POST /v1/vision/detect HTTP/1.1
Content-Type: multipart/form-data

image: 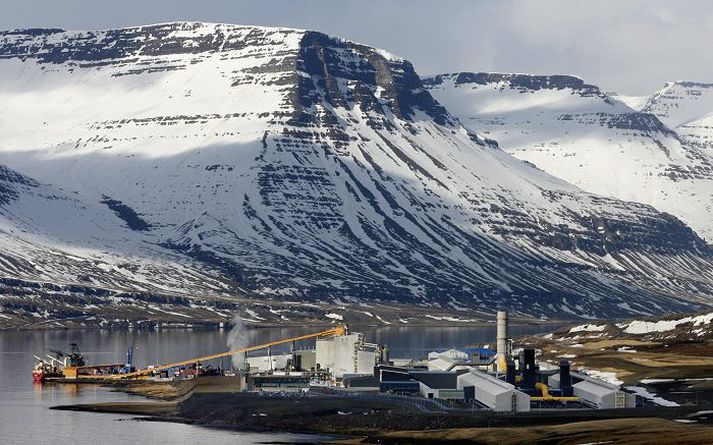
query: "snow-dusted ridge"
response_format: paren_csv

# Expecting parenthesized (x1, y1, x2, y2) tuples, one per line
(0, 23, 712, 325)
(425, 71, 713, 242)
(548, 309, 713, 344)
(639, 81, 713, 157)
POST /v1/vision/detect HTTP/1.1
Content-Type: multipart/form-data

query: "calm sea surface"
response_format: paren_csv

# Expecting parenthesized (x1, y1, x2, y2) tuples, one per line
(0, 324, 559, 444)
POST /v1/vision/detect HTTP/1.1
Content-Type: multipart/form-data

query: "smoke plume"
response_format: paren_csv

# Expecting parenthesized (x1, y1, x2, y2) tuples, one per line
(227, 316, 249, 369)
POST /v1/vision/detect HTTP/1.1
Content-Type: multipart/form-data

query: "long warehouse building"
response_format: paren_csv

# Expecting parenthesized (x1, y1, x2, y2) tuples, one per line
(457, 369, 530, 412)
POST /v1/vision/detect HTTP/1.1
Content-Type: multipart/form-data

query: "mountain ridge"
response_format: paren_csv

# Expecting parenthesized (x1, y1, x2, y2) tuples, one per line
(0, 23, 712, 325)
(425, 71, 713, 242)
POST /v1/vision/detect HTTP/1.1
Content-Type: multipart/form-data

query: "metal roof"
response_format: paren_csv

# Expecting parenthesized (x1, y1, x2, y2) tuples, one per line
(428, 356, 458, 371)
(574, 380, 618, 397)
(570, 372, 620, 389)
(458, 370, 514, 396)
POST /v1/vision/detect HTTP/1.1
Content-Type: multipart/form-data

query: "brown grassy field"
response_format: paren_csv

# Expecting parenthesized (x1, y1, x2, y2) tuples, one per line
(521, 335, 713, 384)
(340, 418, 713, 444)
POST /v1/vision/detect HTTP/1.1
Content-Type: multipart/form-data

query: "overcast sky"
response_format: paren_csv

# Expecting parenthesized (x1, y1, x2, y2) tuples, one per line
(2, 0, 711, 95)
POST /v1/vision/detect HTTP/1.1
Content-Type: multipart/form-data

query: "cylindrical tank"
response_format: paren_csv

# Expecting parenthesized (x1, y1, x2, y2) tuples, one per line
(496, 310, 509, 372)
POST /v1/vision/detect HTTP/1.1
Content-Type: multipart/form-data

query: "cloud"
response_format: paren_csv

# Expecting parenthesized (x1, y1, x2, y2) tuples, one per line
(0, 0, 710, 94)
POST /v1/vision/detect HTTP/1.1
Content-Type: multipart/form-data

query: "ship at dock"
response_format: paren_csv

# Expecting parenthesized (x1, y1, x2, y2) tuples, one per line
(32, 343, 135, 383)
(32, 343, 85, 382)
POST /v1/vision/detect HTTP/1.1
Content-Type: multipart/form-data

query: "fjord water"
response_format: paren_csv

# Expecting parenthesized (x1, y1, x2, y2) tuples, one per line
(0, 325, 558, 444)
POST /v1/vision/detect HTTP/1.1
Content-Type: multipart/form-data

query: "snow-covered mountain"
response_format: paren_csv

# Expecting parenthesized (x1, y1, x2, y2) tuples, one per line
(0, 161, 243, 327)
(0, 23, 712, 323)
(424, 72, 713, 242)
(641, 81, 713, 128)
(640, 81, 713, 155)
(0, 163, 220, 292)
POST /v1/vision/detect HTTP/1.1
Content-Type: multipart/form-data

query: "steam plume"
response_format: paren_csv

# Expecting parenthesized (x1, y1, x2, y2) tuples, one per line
(227, 316, 249, 369)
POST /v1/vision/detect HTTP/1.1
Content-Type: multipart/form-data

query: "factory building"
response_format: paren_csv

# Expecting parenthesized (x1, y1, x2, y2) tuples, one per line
(390, 358, 416, 368)
(215, 313, 641, 413)
(342, 373, 379, 390)
(410, 370, 458, 389)
(573, 380, 636, 409)
(244, 349, 318, 373)
(427, 349, 469, 361)
(427, 355, 461, 371)
(247, 373, 311, 392)
(375, 365, 421, 394)
(293, 349, 317, 371)
(457, 369, 531, 412)
(316, 333, 379, 378)
(418, 382, 465, 400)
(548, 370, 636, 409)
(364, 310, 632, 411)
(410, 370, 463, 399)
(242, 332, 383, 380)
(407, 371, 459, 399)
(315, 337, 335, 370)
(246, 353, 292, 372)
(427, 348, 496, 371)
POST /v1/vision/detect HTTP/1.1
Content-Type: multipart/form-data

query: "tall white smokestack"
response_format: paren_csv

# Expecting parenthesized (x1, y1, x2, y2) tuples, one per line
(496, 310, 508, 372)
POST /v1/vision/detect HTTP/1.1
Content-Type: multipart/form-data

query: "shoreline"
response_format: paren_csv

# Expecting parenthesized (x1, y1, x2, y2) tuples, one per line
(50, 390, 710, 443)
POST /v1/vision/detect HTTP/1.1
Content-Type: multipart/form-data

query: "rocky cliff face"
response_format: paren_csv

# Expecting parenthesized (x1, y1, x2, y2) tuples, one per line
(0, 23, 712, 324)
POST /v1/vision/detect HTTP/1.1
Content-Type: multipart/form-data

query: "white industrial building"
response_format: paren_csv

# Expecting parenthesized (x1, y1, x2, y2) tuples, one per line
(427, 349, 469, 361)
(316, 333, 378, 378)
(428, 356, 459, 371)
(573, 379, 636, 409)
(239, 333, 378, 378)
(245, 353, 292, 372)
(458, 369, 530, 412)
(549, 371, 636, 409)
(427, 349, 478, 372)
(294, 349, 317, 371)
(418, 382, 465, 400)
(457, 369, 530, 412)
(316, 337, 335, 370)
(547, 372, 564, 389)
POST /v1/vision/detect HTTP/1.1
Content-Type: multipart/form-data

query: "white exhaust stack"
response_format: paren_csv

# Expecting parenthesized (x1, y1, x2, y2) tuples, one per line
(496, 310, 509, 372)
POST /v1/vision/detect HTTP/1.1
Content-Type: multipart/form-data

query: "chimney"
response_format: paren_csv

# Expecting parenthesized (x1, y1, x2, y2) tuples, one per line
(560, 360, 573, 396)
(522, 348, 537, 389)
(496, 310, 509, 372)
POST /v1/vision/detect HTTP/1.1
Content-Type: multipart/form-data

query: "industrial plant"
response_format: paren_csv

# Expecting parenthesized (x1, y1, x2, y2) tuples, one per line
(34, 311, 643, 413)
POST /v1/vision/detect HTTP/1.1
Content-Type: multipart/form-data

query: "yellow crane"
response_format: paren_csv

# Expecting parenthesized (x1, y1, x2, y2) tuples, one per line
(85, 324, 348, 380)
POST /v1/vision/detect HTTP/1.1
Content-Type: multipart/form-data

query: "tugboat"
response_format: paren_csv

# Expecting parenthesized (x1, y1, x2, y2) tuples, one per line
(32, 343, 85, 382)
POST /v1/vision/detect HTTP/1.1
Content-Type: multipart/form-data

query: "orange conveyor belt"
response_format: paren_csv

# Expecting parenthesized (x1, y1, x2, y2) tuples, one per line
(100, 324, 347, 380)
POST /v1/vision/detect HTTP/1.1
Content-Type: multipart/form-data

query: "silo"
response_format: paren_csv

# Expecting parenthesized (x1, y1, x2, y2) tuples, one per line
(496, 310, 509, 372)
